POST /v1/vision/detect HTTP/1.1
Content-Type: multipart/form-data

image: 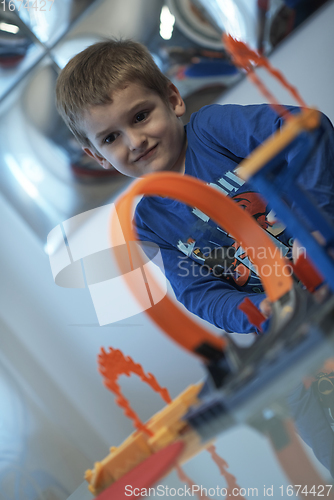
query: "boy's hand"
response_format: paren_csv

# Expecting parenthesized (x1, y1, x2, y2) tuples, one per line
(259, 297, 272, 318)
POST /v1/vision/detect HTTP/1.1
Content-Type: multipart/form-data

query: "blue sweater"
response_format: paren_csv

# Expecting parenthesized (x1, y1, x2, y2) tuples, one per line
(135, 104, 334, 334)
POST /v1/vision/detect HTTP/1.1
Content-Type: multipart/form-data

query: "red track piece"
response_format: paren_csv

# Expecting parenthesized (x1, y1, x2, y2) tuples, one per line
(291, 253, 324, 292)
(95, 441, 184, 499)
(238, 297, 266, 332)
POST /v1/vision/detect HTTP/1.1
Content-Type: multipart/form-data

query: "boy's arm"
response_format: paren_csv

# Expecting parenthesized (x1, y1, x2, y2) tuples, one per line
(286, 381, 334, 477)
(162, 245, 269, 334)
(137, 229, 269, 334)
(285, 111, 334, 225)
(198, 104, 334, 225)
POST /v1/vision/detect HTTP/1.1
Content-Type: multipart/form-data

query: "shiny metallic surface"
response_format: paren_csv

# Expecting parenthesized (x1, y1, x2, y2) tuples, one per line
(0, 0, 165, 243)
(0, 57, 131, 241)
(9, 0, 102, 47)
(0, 0, 328, 243)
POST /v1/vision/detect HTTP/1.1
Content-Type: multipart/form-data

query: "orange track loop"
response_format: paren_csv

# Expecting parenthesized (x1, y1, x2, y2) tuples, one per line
(111, 172, 293, 358)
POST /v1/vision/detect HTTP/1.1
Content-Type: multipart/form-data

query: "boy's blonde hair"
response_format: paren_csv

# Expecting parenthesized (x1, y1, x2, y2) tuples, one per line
(55, 39, 170, 150)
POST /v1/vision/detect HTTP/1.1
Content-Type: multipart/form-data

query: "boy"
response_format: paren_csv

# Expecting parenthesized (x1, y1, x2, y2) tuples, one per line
(56, 39, 334, 335)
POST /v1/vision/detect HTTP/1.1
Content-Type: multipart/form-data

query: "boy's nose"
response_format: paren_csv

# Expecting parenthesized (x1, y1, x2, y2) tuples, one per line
(126, 130, 146, 151)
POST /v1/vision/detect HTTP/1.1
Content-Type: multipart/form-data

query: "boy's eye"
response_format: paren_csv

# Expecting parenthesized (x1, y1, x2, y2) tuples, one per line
(135, 111, 148, 123)
(104, 132, 118, 144)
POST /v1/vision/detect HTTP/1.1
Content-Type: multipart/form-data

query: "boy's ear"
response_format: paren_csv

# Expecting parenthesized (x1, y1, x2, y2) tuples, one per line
(82, 147, 113, 170)
(167, 82, 186, 118)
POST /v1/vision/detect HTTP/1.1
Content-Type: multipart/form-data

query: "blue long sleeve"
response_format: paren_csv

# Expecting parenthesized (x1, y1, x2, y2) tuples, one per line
(134, 103, 334, 335)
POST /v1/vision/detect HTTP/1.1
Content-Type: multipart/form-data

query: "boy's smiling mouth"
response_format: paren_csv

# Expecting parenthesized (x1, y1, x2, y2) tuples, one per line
(134, 144, 158, 162)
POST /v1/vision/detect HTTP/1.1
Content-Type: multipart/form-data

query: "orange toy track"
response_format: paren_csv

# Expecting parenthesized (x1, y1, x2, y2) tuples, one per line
(100, 34, 334, 500)
(206, 445, 246, 500)
(111, 172, 293, 360)
(92, 346, 244, 498)
(223, 34, 307, 118)
(98, 347, 171, 435)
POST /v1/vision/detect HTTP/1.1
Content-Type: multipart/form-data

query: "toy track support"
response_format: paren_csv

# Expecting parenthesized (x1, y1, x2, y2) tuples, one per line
(238, 108, 320, 182)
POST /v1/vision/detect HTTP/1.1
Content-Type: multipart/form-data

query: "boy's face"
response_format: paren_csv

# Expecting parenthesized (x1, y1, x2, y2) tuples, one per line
(82, 81, 187, 178)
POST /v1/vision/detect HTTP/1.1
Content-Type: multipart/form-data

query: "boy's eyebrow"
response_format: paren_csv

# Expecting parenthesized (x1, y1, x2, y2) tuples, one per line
(95, 100, 151, 141)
